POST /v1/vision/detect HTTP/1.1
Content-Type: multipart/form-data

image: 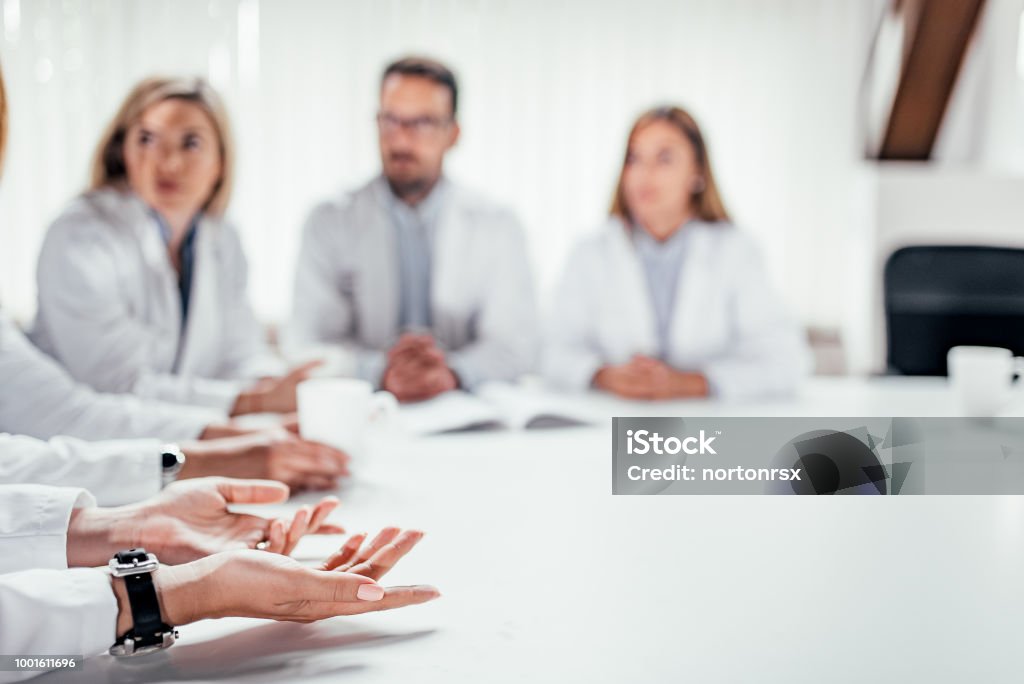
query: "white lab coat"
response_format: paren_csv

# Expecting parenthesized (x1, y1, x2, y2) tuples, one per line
(0, 485, 117, 682)
(0, 569, 116, 682)
(286, 177, 538, 389)
(0, 484, 94, 573)
(0, 434, 161, 506)
(543, 218, 810, 399)
(0, 312, 218, 441)
(31, 187, 283, 413)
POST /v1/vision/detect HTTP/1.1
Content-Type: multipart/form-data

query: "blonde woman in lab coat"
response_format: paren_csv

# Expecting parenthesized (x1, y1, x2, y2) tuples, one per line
(0, 65, 435, 675)
(544, 106, 809, 400)
(31, 77, 313, 416)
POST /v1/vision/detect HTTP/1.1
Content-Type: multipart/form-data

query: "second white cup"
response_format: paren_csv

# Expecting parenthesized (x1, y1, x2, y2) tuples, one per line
(297, 377, 398, 456)
(947, 346, 1024, 417)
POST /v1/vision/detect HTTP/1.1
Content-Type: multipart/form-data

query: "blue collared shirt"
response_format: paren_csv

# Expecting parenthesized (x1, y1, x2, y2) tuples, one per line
(632, 223, 693, 360)
(152, 211, 199, 325)
(383, 177, 449, 331)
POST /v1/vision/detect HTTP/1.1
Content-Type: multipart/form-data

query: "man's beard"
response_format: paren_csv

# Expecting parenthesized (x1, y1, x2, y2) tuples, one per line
(386, 174, 432, 201)
(385, 158, 439, 202)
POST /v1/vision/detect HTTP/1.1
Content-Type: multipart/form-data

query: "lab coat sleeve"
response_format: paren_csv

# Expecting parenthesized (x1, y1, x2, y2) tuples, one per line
(0, 568, 117, 682)
(213, 224, 285, 382)
(34, 217, 242, 412)
(446, 212, 539, 389)
(541, 242, 606, 392)
(700, 234, 811, 400)
(0, 484, 94, 573)
(0, 315, 219, 442)
(0, 434, 161, 507)
(286, 202, 388, 383)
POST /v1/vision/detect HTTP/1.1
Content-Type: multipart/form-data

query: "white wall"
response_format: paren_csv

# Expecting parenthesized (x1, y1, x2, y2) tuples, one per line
(0, 0, 877, 328)
(934, 0, 1024, 169)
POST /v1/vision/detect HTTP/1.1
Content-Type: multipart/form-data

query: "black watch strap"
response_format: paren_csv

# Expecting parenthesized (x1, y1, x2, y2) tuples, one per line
(110, 549, 176, 655)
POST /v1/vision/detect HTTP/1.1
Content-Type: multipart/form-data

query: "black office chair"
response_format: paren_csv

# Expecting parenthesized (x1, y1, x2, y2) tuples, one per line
(884, 245, 1024, 376)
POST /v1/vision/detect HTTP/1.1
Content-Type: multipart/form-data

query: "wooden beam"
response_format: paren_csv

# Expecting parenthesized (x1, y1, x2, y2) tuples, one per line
(873, 0, 986, 160)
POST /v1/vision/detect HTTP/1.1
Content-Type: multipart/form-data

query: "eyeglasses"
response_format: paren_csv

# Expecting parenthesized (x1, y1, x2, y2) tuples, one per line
(376, 112, 453, 138)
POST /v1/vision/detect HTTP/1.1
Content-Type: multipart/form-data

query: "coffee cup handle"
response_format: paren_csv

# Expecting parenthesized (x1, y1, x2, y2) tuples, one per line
(369, 391, 399, 423)
(1014, 357, 1024, 383)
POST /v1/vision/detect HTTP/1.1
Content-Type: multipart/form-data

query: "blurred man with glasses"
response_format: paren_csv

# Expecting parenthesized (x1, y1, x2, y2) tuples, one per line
(288, 57, 538, 402)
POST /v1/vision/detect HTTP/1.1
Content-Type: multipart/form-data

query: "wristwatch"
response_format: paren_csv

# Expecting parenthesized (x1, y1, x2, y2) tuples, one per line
(161, 444, 186, 487)
(108, 549, 178, 656)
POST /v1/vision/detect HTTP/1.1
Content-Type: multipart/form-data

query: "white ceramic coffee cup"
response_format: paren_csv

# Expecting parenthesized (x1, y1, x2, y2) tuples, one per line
(297, 378, 398, 455)
(947, 346, 1024, 417)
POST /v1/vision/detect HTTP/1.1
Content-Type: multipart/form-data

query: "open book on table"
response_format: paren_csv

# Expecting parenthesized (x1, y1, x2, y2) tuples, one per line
(397, 383, 599, 435)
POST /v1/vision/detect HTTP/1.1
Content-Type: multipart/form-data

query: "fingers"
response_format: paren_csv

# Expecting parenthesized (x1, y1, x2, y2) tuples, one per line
(297, 441, 350, 476)
(270, 440, 349, 486)
(320, 532, 367, 570)
(315, 443, 351, 472)
(423, 367, 457, 394)
(299, 576, 440, 617)
(418, 346, 446, 365)
(277, 498, 343, 555)
(353, 527, 401, 564)
(307, 497, 341, 533)
(390, 334, 434, 359)
(296, 475, 340, 491)
(388, 374, 449, 403)
(214, 478, 290, 505)
(282, 505, 312, 555)
(280, 413, 301, 435)
(329, 585, 441, 616)
(262, 518, 287, 553)
(286, 360, 324, 382)
(298, 566, 384, 604)
(345, 530, 424, 580)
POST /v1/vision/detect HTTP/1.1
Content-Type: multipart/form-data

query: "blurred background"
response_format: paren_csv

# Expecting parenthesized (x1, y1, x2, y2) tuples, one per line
(1, 0, 1021, 376)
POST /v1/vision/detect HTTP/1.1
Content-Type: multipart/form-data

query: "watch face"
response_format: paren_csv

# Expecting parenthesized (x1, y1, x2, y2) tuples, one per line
(162, 451, 179, 469)
(162, 448, 184, 470)
(118, 549, 149, 564)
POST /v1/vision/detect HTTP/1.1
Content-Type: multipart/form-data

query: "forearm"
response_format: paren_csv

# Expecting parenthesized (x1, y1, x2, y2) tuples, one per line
(112, 561, 205, 637)
(66, 506, 142, 568)
(175, 437, 260, 481)
(230, 386, 265, 416)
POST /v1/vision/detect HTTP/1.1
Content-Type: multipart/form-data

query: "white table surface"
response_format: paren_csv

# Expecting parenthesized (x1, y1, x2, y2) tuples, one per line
(60, 377, 1024, 683)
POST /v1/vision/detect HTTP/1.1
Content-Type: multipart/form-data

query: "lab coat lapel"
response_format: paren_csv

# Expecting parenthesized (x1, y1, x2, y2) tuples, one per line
(668, 224, 711, 363)
(361, 180, 400, 346)
(430, 186, 463, 349)
(94, 190, 182, 344)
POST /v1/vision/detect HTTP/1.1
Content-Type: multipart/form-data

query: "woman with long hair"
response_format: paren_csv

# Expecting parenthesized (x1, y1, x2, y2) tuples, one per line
(544, 105, 808, 400)
(31, 77, 314, 416)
